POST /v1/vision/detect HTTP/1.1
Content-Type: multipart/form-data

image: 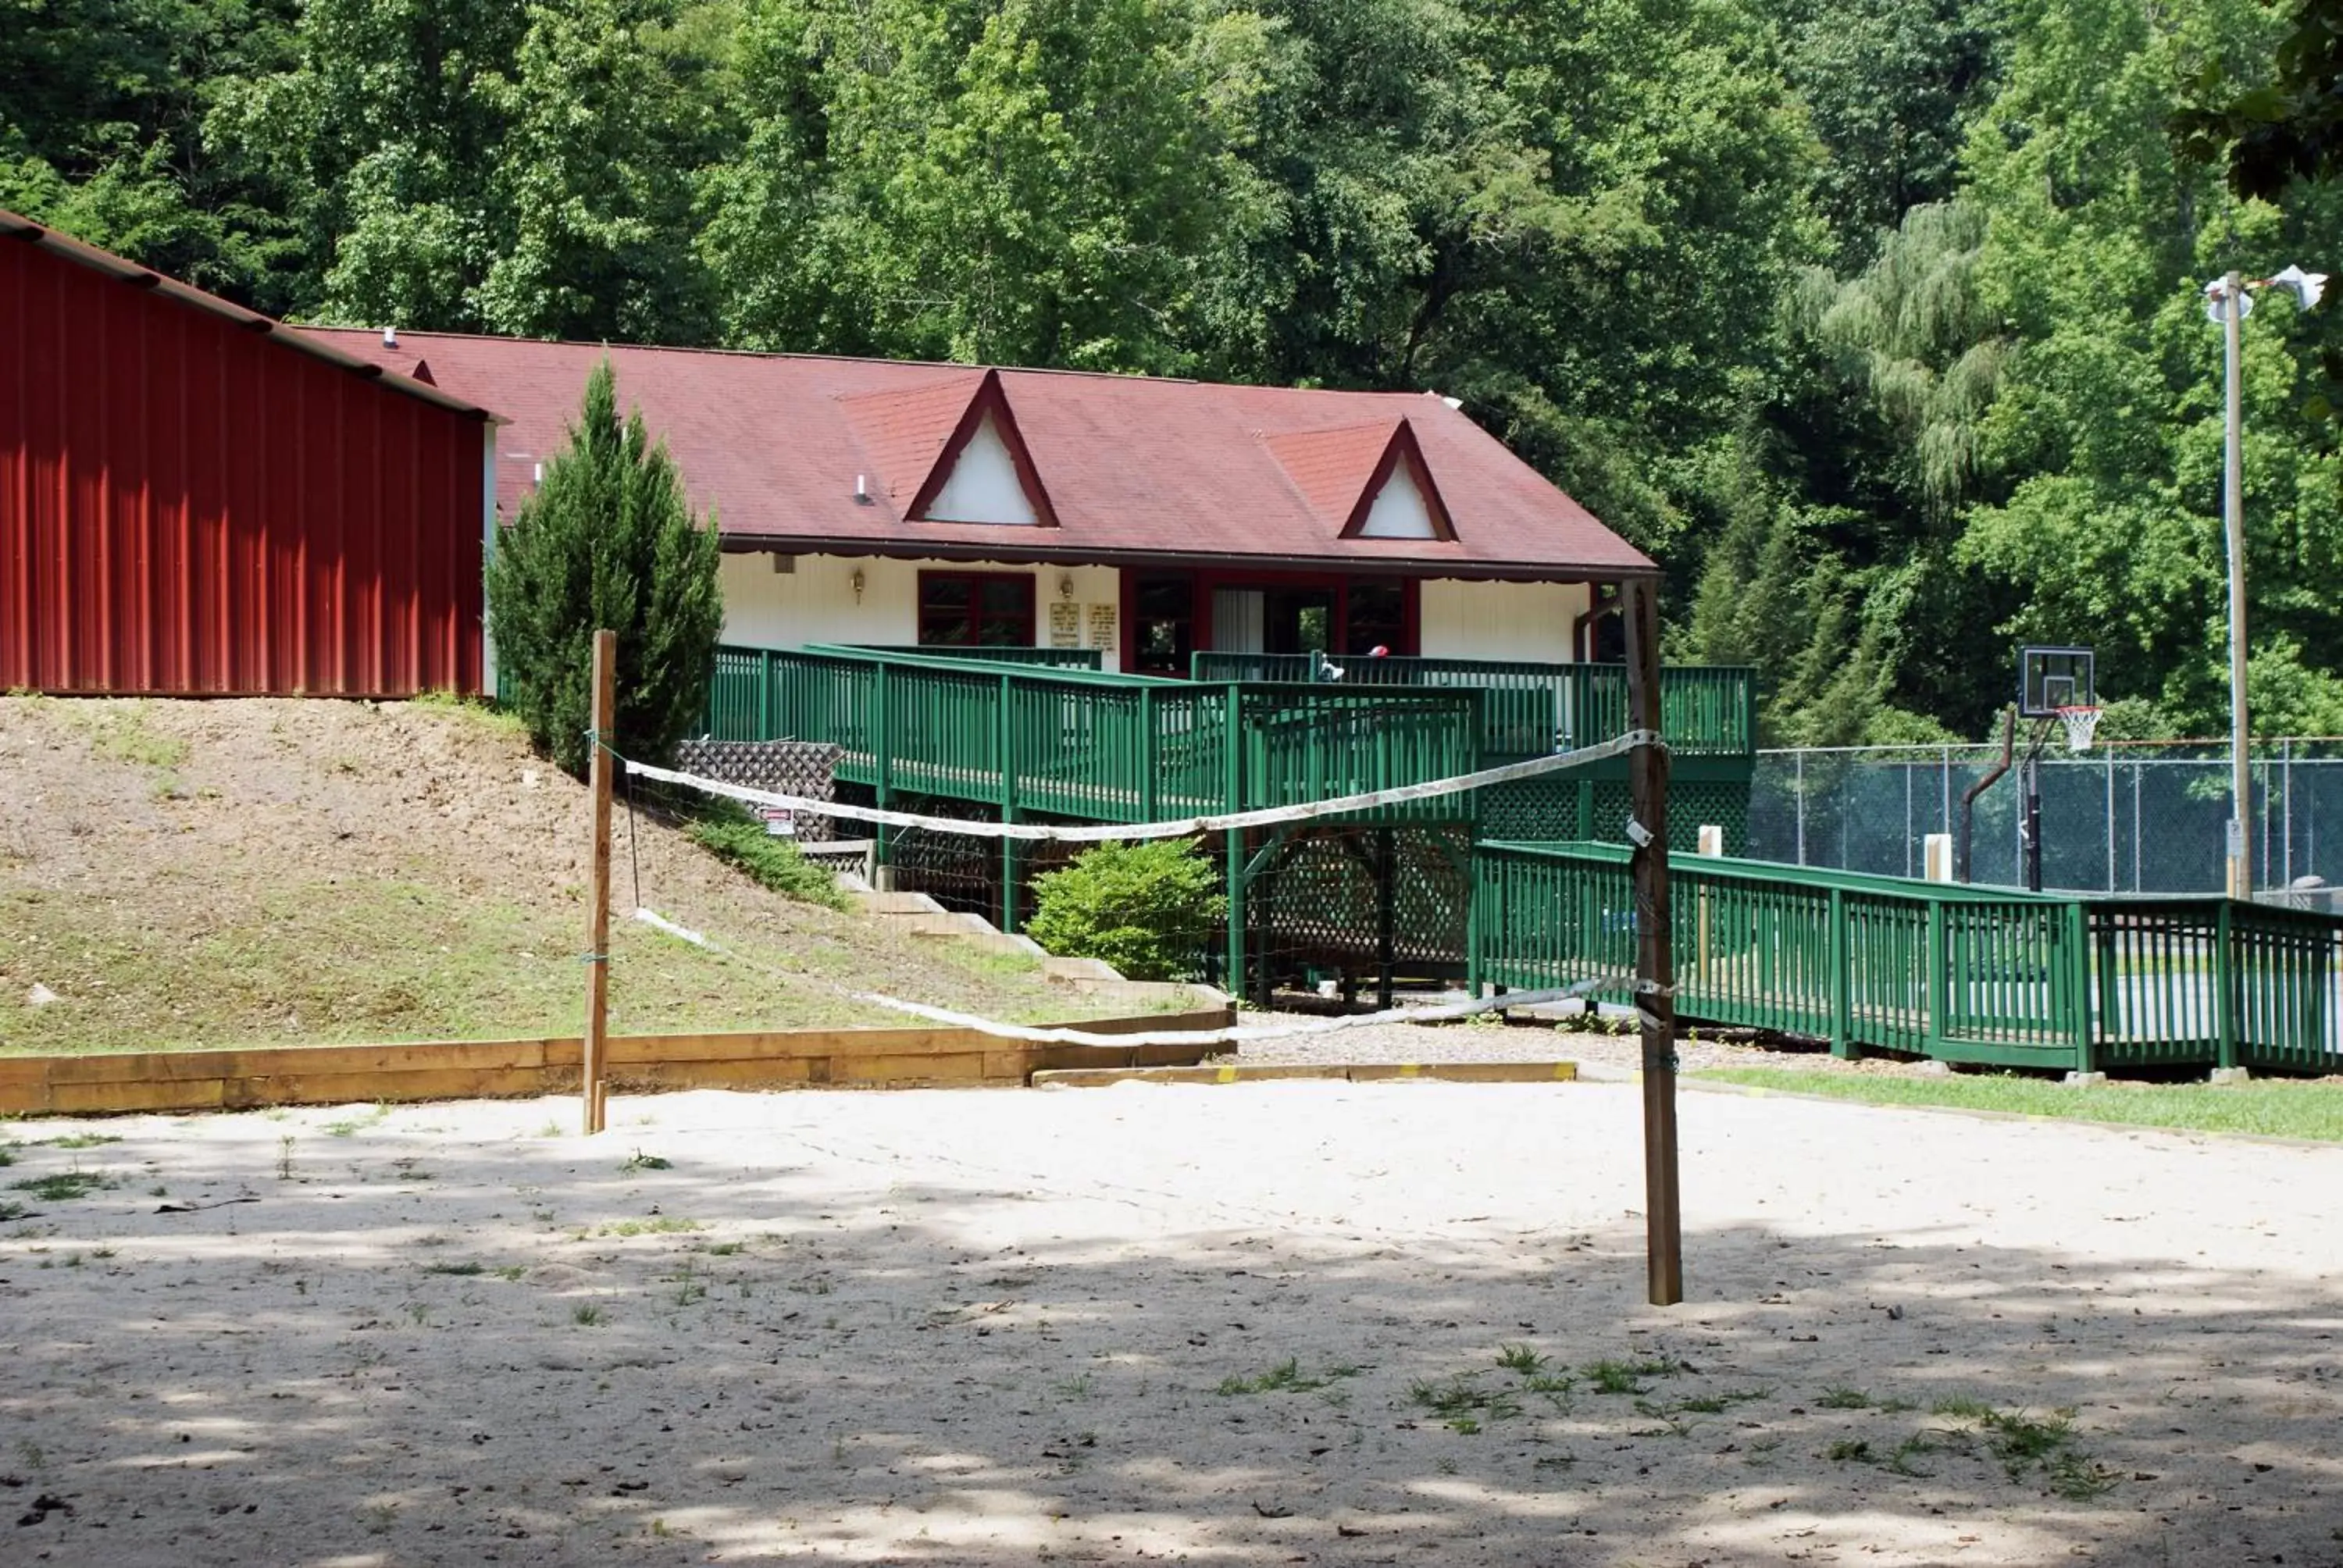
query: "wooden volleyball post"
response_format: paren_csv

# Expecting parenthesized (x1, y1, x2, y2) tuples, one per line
(1621, 577, 1683, 1306)
(583, 629, 616, 1134)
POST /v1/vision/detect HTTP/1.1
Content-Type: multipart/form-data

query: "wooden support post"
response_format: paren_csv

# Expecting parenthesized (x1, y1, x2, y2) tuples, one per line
(583, 629, 616, 1135)
(1621, 577, 1681, 1307)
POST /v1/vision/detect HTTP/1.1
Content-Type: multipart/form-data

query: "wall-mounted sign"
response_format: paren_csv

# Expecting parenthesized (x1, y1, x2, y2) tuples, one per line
(1086, 602, 1118, 650)
(1050, 600, 1082, 648)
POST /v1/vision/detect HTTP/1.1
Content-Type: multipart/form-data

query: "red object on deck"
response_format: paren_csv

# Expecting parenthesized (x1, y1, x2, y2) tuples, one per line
(0, 212, 494, 697)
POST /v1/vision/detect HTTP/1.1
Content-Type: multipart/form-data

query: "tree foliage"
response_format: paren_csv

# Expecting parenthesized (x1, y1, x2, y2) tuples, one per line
(485, 359, 724, 777)
(12, 0, 2343, 744)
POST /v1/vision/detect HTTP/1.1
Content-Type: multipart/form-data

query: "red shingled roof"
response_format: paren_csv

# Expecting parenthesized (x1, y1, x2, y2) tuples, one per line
(298, 330, 1653, 580)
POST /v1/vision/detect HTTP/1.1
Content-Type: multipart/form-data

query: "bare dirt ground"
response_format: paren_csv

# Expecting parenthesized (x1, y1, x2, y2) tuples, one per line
(0, 696, 1129, 1053)
(3, 1080, 2338, 1566)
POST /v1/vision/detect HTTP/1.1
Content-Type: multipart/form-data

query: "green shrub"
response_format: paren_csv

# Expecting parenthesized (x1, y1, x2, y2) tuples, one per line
(686, 804, 847, 909)
(1025, 839, 1224, 981)
(485, 358, 722, 779)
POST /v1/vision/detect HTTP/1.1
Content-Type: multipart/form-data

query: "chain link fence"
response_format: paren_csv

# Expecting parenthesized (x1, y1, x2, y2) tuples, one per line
(1749, 738, 2343, 906)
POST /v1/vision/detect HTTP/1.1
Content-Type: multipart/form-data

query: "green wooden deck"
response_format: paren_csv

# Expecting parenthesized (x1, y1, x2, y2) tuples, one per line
(1470, 841, 2343, 1074)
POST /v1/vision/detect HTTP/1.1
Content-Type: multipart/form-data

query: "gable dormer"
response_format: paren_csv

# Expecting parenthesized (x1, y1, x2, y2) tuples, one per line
(906, 369, 1057, 527)
(1265, 417, 1456, 541)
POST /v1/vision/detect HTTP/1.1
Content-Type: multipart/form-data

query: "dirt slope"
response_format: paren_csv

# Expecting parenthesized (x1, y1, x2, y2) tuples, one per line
(0, 695, 1082, 1053)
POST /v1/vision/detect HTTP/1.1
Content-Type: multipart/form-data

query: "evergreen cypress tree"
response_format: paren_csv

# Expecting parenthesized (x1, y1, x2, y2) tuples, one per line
(486, 358, 722, 777)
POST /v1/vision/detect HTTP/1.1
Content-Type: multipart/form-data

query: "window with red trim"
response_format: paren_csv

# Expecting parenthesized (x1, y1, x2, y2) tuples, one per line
(918, 571, 1035, 647)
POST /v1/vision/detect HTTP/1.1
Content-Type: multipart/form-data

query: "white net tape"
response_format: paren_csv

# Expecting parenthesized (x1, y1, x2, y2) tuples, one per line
(2056, 706, 2101, 753)
(624, 727, 1661, 843)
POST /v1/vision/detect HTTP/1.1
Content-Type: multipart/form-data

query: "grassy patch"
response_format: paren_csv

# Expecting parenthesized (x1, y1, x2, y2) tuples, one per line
(1582, 1356, 1689, 1396)
(597, 1216, 702, 1238)
(11, 1171, 117, 1201)
(685, 805, 847, 909)
(1700, 1068, 2343, 1142)
(1217, 1358, 1358, 1395)
(82, 704, 190, 771)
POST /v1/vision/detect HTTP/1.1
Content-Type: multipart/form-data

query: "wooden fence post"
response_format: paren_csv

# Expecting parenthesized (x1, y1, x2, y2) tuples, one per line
(583, 629, 615, 1135)
(1622, 576, 1682, 1308)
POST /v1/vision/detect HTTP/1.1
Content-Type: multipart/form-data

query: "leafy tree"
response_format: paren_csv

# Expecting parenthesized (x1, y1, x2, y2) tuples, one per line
(485, 359, 724, 778)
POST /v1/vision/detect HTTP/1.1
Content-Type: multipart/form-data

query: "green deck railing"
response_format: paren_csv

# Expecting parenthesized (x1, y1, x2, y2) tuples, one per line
(1470, 841, 2343, 1074)
(1189, 652, 1757, 757)
(706, 644, 1482, 825)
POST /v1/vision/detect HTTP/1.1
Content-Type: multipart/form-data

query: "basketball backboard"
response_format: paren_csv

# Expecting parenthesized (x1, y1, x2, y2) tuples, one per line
(2019, 645, 2095, 718)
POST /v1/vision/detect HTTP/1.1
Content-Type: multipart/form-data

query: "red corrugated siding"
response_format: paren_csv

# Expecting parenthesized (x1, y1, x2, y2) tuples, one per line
(0, 237, 484, 695)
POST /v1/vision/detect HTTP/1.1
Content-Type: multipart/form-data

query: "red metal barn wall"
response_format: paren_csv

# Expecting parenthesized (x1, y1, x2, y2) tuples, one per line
(0, 241, 486, 696)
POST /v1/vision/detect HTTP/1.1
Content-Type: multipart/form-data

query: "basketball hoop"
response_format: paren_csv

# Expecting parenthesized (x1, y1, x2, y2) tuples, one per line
(2054, 705, 2101, 753)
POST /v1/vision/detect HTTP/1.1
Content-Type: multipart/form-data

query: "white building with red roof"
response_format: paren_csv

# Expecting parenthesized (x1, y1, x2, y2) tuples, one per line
(302, 330, 1653, 674)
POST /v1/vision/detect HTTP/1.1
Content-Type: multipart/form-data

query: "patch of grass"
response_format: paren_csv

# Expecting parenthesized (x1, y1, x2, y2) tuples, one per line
(1700, 1068, 2343, 1142)
(1581, 1356, 1687, 1396)
(1407, 1374, 1523, 1431)
(1496, 1343, 1547, 1376)
(84, 704, 190, 771)
(1817, 1386, 1877, 1409)
(37, 1133, 120, 1149)
(10, 1171, 116, 1201)
(1218, 1357, 1357, 1396)
(1670, 1388, 1769, 1416)
(572, 1303, 604, 1326)
(685, 805, 847, 909)
(423, 1261, 486, 1277)
(325, 1103, 392, 1138)
(619, 1150, 673, 1172)
(597, 1216, 702, 1238)
(492, 1265, 528, 1281)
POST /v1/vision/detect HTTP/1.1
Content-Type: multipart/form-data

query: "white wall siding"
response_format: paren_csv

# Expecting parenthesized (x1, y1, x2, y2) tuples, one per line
(1418, 579, 1589, 663)
(719, 554, 1125, 670)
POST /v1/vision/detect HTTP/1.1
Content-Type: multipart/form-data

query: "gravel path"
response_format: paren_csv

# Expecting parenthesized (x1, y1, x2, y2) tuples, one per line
(1218, 996, 1944, 1080)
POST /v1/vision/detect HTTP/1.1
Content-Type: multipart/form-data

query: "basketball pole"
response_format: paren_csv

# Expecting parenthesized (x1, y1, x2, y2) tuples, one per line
(2220, 270, 2252, 901)
(1622, 576, 1683, 1307)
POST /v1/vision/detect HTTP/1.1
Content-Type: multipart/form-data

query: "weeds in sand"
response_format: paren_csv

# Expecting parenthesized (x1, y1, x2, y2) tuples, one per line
(0, 1202, 26, 1221)
(423, 1261, 485, 1277)
(91, 1245, 115, 1260)
(1496, 1343, 1547, 1376)
(17, 1440, 47, 1470)
(668, 1261, 708, 1306)
(276, 1135, 296, 1180)
(38, 1133, 119, 1150)
(404, 1302, 431, 1326)
(1055, 1373, 1095, 1400)
(572, 1303, 604, 1326)
(1217, 1358, 1357, 1396)
(620, 1150, 673, 1173)
(1673, 1388, 1768, 1415)
(1582, 1356, 1687, 1396)
(0, 1144, 14, 1167)
(11, 1171, 116, 1202)
(597, 1217, 701, 1237)
(533, 1121, 564, 1139)
(704, 1241, 744, 1256)
(325, 1104, 391, 1139)
(493, 1265, 526, 1281)
(360, 1502, 397, 1535)
(1636, 1388, 1767, 1434)
(1407, 1375, 1523, 1431)
(147, 1185, 166, 1197)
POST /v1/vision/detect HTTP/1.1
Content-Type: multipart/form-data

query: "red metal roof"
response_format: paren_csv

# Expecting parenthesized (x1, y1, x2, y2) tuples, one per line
(0, 210, 497, 426)
(301, 330, 1654, 581)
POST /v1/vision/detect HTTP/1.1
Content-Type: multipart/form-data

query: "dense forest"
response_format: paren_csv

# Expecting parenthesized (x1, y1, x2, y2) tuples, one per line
(6, 0, 2338, 743)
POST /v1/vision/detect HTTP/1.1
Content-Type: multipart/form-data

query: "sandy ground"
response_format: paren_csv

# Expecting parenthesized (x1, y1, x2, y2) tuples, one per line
(3, 1082, 2340, 1566)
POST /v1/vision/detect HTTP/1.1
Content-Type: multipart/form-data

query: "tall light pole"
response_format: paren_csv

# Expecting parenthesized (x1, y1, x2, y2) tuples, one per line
(2203, 265, 2325, 900)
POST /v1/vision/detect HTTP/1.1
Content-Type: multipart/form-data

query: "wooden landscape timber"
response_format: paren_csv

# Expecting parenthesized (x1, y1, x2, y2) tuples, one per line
(0, 1003, 1234, 1117)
